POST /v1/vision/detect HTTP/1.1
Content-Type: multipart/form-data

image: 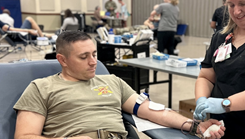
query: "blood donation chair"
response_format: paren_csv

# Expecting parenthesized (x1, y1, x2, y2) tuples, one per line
(0, 60, 198, 139)
(0, 28, 28, 59)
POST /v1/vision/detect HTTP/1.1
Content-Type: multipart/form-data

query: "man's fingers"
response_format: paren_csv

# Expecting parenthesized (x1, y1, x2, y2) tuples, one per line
(206, 119, 221, 125)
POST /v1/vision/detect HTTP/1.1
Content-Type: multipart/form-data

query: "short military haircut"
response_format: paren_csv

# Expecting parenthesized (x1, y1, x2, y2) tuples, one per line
(56, 31, 92, 57)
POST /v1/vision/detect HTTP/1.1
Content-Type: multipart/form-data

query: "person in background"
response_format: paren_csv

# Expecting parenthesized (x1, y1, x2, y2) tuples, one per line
(0, 9, 14, 27)
(118, 0, 128, 27)
(94, 6, 107, 26)
(210, 0, 229, 32)
(13, 30, 225, 139)
(149, 0, 179, 55)
(144, 5, 160, 29)
(0, 16, 54, 38)
(61, 9, 79, 30)
(105, 0, 117, 16)
(194, 0, 245, 138)
(93, 6, 111, 31)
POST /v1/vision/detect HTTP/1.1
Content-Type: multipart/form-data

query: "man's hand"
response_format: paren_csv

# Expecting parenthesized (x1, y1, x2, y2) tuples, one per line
(199, 119, 225, 139)
(194, 97, 207, 120)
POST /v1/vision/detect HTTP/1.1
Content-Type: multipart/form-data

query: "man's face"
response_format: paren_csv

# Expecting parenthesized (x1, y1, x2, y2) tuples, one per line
(64, 39, 97, 81)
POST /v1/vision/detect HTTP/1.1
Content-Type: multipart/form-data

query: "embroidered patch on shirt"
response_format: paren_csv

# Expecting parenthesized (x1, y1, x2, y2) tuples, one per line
(93, 86, 113, 96)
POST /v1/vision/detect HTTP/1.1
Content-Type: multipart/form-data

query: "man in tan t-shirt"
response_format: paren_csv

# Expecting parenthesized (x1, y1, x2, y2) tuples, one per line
(14, 31, 225, 139)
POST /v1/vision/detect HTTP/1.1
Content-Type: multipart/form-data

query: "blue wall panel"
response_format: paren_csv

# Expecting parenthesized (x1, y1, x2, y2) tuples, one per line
(0, 0, 22, 27)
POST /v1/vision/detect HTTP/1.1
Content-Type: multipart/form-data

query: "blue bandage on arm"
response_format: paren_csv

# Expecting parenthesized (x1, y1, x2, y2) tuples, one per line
(133, 93, 149, 116)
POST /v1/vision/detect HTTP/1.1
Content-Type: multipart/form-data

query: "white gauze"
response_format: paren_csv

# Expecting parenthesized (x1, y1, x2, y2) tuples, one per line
(203, 120, 224, 138)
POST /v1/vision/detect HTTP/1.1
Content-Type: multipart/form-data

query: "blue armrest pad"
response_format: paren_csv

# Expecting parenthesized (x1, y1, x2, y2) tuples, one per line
(122, 112, 199, 139)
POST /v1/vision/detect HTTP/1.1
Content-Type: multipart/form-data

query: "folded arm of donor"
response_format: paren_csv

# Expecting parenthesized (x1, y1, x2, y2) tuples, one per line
(13, 31, 225, 139)
(0, 16, 54, 38)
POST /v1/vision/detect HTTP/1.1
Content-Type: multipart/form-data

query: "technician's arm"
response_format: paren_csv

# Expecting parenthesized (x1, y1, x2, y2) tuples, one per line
(228, 91, 245, 111)
(195, 68, 216, 101)
(122, 94, 224, 138)
(15, 111, 91, 139)
(210, 21, 216, 29)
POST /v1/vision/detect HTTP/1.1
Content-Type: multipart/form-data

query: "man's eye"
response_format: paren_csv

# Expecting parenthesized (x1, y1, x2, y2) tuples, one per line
(80, 57, 86, 59)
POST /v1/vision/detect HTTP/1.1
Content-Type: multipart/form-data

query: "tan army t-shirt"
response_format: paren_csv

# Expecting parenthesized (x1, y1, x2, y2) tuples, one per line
(14, 74, 135, 137)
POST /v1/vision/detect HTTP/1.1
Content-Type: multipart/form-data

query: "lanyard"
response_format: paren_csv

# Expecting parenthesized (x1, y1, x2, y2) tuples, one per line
(224, 33, 233, 45)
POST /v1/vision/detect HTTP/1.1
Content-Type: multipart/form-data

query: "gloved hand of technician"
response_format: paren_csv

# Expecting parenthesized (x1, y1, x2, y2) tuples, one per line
(194, 97, 207, 120)
(201, 97, 226, 115)
(194, 97, 226, 120)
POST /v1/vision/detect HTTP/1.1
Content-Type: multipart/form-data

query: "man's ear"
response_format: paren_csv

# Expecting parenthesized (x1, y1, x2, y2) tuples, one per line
(56, 53, 67, 67)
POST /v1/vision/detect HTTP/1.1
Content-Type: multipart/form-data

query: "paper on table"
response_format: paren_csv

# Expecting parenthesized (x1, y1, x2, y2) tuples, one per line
(132, 115, 168, 132)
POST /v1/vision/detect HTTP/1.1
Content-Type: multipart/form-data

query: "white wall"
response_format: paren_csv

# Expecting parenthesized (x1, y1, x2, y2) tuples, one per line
(20, 0, 131, 14)
(20, 0, 132, 31)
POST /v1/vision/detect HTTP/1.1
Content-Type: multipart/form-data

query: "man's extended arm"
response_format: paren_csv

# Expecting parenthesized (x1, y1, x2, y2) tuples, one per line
(122, 94, 225, 139)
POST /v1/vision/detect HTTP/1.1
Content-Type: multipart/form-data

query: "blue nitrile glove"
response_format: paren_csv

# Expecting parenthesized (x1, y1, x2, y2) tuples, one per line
(194, 97, 208, 120)
(201, 97, 226, 116)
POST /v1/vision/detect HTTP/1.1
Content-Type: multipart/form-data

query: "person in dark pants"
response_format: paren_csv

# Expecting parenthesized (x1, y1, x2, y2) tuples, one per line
(149, 0, 179, 55)
(157, 31, 176, 54)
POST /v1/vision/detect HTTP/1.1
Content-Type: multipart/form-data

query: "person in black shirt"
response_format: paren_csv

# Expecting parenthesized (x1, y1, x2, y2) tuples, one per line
(194, 0, 245, 138)
(210, 0, 229, 32)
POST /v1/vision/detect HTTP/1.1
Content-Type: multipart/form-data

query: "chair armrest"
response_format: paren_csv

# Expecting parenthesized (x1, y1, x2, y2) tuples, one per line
(122, 112, 199, 139)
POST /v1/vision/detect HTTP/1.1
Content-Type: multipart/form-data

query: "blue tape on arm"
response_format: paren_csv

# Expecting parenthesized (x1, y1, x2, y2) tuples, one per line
(133, 103, 140, 116)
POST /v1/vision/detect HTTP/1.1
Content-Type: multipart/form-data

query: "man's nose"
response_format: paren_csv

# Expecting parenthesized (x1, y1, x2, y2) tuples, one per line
(89, 56, 97, 65)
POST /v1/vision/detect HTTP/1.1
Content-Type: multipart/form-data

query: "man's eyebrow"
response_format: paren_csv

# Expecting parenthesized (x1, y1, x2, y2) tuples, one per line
(79, 50, 97, 56)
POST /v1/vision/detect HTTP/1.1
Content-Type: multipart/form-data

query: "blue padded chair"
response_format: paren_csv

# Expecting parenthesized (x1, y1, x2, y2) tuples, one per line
(0, 60, 198, 139)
